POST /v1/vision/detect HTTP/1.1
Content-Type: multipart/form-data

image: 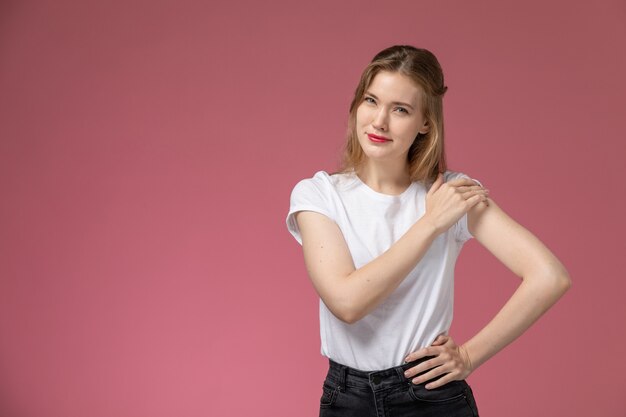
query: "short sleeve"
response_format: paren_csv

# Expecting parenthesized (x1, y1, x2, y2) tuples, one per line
(285, 172, 336, 245)
(444, 171, 484, 243)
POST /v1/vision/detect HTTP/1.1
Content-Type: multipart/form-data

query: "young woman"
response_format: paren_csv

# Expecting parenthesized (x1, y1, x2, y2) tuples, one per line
(285, 45, 571, 417)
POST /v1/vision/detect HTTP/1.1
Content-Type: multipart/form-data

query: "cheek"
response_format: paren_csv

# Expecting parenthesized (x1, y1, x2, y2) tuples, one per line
(355, 105, 369, 125)
(410, 119, 426, 134)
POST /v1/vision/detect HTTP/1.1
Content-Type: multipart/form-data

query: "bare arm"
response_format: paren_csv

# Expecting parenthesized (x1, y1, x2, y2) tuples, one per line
(404, 196, 572, 388)
(297, 211, 438, 324)
(296, 174, 489, 324)
(461, 197, 571, 369)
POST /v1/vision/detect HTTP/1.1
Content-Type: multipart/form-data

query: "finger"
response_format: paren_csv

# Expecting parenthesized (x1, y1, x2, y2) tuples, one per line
(466, 193, 489, 209)
(461, 189, 489, 201)
(405, 346, 440, 362)
(411, 364, 449, 385)
(404, 357, 442, 379)
(440, 335, 454, 346)
(425, 373, 457, 390)
(430, 335, 448, 346)
(456, 185, 485, 193)
(427, 173, 444, 196)
(461, 193, 489, 210)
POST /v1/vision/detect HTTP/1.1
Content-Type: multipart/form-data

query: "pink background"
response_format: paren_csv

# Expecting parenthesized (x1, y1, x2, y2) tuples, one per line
(1, 0, 625, 416)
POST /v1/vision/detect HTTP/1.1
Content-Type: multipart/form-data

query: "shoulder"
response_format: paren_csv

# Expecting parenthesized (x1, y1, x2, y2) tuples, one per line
(443, 169, 483, 187)
(291, 170, 348, 195)
(291, 170, 333, 194)
(286, 171, 342, 244)
(289, 170, 349, 209)
(443, 169, 471, 182)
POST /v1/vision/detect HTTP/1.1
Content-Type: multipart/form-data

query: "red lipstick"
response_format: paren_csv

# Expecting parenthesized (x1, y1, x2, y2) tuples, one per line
(367, 133, 391, 142)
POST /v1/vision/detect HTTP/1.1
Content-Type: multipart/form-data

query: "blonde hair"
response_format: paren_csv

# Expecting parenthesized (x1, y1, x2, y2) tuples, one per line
(333, 45, 448, 185)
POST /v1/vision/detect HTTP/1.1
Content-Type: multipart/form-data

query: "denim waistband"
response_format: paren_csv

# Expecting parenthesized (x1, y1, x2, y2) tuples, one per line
(326, 356, 438, 392)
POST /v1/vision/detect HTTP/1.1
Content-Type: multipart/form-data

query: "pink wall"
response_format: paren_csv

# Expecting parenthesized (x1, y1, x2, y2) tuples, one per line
(1, 0, 624, 416)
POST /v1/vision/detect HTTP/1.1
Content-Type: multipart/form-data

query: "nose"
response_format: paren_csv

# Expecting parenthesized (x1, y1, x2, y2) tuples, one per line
(372, 107, 388, 131)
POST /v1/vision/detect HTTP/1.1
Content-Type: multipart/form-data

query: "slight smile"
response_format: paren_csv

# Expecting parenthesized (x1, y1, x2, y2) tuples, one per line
(367, 133, 392, 142)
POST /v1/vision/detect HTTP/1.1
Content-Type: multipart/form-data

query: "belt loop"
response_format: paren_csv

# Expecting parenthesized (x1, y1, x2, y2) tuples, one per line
(338, 364, 347, 392)
(395, 363, 407, 382)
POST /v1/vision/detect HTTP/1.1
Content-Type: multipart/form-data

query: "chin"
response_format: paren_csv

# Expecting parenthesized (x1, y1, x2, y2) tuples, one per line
(363, 149, 393, 160)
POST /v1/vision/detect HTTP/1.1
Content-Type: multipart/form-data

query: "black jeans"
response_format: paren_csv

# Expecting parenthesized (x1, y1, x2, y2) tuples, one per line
(319, 357, 479, 417)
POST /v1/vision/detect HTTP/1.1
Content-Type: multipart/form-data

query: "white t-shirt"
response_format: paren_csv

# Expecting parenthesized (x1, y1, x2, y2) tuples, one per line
(285, 169, 482, 371)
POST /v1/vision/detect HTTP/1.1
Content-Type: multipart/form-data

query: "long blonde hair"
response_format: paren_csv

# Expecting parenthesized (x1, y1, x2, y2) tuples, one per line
(333, 45, 448, 185)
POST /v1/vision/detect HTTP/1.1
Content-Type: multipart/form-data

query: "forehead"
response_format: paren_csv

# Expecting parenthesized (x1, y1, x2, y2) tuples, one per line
(366, 71, 422, 103)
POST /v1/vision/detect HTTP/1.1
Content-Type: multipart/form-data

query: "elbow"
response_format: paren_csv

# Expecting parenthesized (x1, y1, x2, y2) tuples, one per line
(330, 300, 365, 325)
(529, 266, 572, 298)
(558, 270, 572, 294)
(551, 263, 572, 296)
(323, 283, 369, 324)
(318, 287, 363, 324)
(336, 314, 357, 325)
(340, 311, 364, 325)
(335, 306, 364, 325)
(550, 273, 572, 300)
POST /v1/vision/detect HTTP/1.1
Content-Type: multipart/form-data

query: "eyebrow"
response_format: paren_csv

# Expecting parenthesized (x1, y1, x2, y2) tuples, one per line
(364, 91, 415, 110)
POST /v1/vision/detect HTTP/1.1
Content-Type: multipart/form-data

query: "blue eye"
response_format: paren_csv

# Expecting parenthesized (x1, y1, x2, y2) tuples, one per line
(364, 97, 375, 104)
(396, 107, 409, 114)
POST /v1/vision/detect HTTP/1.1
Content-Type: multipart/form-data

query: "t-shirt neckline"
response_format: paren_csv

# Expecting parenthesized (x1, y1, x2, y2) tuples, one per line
(351, 172, 417, 201)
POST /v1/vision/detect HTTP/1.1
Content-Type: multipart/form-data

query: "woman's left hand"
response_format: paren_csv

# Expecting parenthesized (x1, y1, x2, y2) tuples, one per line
(403, 335, 474, 390)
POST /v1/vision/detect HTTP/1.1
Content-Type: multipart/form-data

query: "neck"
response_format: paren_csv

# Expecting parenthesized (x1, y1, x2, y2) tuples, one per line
(356, 159, 411, 195)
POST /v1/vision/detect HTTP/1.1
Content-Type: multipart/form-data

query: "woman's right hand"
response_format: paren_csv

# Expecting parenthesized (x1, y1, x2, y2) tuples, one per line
(423, 173, 489, 235)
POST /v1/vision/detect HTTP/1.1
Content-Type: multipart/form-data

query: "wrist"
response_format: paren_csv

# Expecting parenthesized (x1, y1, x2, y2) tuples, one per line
(459, 343, 475, 374)
(419, 215, 440, 237)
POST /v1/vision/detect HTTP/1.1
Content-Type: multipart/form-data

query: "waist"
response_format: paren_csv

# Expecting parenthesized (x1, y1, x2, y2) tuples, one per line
(326, 356, 442, 391)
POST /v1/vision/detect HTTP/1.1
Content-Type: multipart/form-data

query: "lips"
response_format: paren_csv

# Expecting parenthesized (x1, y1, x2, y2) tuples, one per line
(367, 133, 391, 142)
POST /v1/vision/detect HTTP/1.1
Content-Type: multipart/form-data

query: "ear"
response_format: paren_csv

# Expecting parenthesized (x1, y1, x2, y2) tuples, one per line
(419, 120, 430, 135)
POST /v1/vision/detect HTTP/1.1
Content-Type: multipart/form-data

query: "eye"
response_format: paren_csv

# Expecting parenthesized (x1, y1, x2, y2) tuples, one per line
(364, 96, 376, 104)
(395, 107, 409, 114)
